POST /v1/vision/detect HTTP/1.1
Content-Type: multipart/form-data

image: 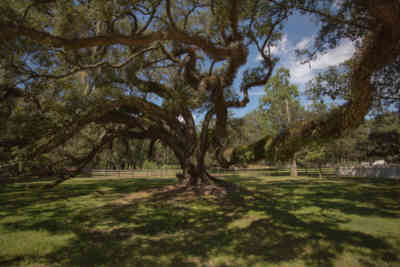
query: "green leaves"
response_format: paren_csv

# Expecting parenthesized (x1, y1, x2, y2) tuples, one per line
(260, 67, 303, 135)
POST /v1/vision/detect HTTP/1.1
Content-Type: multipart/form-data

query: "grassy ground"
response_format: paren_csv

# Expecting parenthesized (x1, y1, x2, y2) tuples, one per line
(0, 172, 399, 267)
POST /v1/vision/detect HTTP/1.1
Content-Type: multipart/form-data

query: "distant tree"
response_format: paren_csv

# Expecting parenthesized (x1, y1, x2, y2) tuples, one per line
(366, 131, 400, 164)
(297, 143, 328, 178)
(260, 68, 304, 175)
(357, 113, 400, 164)
(95, 138, 149, 170)
(239, 109, 270, 145)
(299, 99, 371, 166)
(261, 68, 303, 133)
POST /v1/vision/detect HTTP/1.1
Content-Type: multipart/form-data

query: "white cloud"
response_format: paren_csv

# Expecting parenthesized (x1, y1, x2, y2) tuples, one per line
(257, 34, 289, 59)
(271, 34, 289, 55)
(178, 114, 197, 123)
(256, 35, 356, 87)
(295, 36, 313, 50)
(289, 39, 355, 84)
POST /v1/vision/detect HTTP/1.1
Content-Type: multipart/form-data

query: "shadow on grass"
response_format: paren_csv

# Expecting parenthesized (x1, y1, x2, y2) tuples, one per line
(0, 175, 399, 266)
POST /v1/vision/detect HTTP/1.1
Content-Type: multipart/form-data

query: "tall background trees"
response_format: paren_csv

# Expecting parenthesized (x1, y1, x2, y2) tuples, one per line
(260, 67, 304, 175)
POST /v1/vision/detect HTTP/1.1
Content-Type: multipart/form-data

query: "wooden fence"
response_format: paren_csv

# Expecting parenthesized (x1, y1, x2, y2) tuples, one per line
(90, 169, 182, 178)
(88, 167, 335, 178)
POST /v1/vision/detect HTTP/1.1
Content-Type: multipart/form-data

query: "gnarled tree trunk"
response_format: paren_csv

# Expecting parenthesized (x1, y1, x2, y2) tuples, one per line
(170, 136, 236, 197)
(176, 149, 216, 187)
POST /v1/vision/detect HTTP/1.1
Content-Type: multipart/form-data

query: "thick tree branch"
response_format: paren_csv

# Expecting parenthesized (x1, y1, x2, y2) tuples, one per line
(45, 129, 118, 188)
(0, 84, 25, 100)
(1, 22, 245, 62)
(229, 0, 240, 41)
(166, 0, 178, 30)
(28, 45, 159, 80)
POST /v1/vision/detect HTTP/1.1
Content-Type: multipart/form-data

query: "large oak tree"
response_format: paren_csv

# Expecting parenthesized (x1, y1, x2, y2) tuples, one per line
(1, 0, 399, 190)
(1, 0, 286, 188)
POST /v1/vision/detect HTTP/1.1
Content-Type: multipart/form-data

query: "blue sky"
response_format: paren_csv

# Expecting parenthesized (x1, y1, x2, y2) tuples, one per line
(230, 12, 356, 117)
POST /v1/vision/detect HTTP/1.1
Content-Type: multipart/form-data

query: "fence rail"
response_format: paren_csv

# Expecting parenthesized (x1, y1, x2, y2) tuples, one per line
(88, 167, 335, 178)
(90, 169, 182, 178)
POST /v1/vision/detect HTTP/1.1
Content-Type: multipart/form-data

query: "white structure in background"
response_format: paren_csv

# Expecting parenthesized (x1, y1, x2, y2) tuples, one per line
(372, 160, 387, 166)
(336, 159, 399, 179)
(178, 115, 185, 124)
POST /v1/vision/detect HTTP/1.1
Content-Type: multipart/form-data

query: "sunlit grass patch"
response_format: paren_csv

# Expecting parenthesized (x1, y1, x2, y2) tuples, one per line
(0, 230, 74, 261)
(228, 211, 270, 229)
(340, 215, 400, 236)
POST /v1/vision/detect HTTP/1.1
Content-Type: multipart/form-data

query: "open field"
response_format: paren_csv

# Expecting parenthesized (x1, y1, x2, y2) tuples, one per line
(0, 172, 399, 267)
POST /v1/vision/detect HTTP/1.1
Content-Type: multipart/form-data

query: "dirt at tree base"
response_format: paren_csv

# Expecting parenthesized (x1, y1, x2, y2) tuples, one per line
(114, 179, 241, 205)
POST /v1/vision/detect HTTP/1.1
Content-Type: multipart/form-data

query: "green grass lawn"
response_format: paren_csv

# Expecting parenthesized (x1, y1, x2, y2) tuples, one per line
(0, 173, 399, 267)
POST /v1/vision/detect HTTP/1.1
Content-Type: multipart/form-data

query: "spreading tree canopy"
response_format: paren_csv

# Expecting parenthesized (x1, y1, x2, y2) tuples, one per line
(1, 0, 399, 188)
(0, 0, 288, 187)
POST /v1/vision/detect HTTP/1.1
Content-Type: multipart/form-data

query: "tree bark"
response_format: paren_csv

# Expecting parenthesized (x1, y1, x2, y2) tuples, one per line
(172, 140, 230, 195)
(290, 158, 297, 177)
(318, 164, 323, 179)
(177, 154, 212, 187)
(286, 99, 297, 177)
